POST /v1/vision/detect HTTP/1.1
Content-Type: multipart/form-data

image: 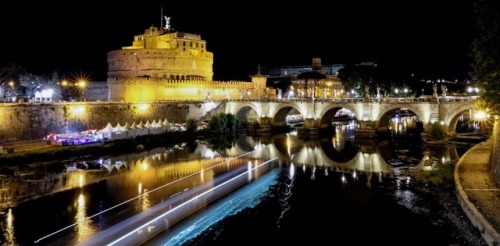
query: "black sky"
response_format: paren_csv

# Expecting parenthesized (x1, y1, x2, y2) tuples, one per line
(0, 0, 476, 82)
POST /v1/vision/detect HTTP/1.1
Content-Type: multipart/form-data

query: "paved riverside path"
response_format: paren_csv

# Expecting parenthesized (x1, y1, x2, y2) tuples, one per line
(0, 139, 55, 154)
(455, 139, 500, 246)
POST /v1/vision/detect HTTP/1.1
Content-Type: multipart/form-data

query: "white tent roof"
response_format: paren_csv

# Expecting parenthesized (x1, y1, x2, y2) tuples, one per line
(137, 121, 144, 129)
(130, 122, 138, 129)
(123, 122, 130, 130)
(113, 123, 126, 132)
(100, 122, 114, 133)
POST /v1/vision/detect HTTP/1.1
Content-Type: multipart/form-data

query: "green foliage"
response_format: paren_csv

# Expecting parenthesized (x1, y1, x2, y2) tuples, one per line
(208, 113, 240, 135)
(208, 134, 237, 152)
(185, 118, 198, 136)
(413, 162, 456, 190)
(428, 121, 447, 140)
(470, 0, 500, 113)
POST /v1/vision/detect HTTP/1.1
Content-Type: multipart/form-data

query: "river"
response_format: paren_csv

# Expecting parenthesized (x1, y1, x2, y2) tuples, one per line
(0, 127, 487, 246)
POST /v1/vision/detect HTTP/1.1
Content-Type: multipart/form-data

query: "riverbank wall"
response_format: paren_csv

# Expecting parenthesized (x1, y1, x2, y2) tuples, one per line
(0, 101, 225, 143)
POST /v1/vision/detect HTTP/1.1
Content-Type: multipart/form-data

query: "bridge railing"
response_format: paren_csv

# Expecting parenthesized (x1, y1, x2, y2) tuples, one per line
(226, 96, 476, 104)
(0, 96, 476, 106)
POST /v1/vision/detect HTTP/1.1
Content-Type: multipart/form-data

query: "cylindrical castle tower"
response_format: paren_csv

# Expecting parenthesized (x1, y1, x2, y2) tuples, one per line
(107, 27, 213, 80)
(107, 26, 214, 101)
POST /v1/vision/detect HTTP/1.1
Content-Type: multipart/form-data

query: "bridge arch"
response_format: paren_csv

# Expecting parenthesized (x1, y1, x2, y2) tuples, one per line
(377, 105, 425, 130)
(269, 102, 307, 126)
(232, 103, 261, 125)
(445, 104, 476, 133)
(318, 104, 359, 128)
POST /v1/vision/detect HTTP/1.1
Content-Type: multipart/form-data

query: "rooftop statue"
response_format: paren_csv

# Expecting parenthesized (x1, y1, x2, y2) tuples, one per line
(164, 16, 171, 31)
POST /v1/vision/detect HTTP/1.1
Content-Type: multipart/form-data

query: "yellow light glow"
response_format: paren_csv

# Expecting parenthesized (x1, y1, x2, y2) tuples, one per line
(79, 174, 84, 187)
(474, 111, 487, 121)
(138, 104, 149, 111)
(70, 106, 86, 115)
(78, 81, 86, 88)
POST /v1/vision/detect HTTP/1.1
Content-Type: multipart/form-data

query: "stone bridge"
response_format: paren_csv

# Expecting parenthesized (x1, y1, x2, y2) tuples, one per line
(222, 96, 478, 137)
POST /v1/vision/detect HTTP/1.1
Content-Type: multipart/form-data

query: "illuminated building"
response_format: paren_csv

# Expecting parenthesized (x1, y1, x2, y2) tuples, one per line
(107, 19, 274, 101)
(266, 59, 378, 98)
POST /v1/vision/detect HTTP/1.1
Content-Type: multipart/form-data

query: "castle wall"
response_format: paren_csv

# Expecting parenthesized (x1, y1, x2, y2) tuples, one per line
(107, 49, 213, 80)
(0, 101, 220, 143)
(107, 78, 273, 101)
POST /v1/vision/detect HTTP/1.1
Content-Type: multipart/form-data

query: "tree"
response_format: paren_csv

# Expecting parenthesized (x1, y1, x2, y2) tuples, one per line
(19, 72, 62, 102)
(429, 121, 447, 141)
(470, 0, 500, 113)
(208, 113, 240, 135)
(185, 118, 198, 136)
(0, 56, 24, 101)
(337, 64, 379, 97)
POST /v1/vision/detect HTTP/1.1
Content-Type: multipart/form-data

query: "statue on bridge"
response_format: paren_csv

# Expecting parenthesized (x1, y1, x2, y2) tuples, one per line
(433, 83, 438, 99)
(364, 85, 370, 100)
(441, 84, 447, 98)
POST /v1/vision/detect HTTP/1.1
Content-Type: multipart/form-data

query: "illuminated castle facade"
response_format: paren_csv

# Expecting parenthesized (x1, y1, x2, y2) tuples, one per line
(107, 22, 273, 101)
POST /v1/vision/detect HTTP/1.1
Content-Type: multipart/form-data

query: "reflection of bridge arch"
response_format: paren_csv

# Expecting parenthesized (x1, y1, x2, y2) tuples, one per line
(228, 135, 396, 175)
(289, 144, 395, 174)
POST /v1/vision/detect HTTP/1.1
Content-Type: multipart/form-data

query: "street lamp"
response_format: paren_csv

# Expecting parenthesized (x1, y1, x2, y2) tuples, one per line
(78, 80, 87, 101)
(394, 88, 399, 98)
(7, 81, 16, 102)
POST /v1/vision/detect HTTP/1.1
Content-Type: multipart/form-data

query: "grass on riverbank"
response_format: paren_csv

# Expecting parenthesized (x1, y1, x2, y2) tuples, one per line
(411, 161, 456, 190)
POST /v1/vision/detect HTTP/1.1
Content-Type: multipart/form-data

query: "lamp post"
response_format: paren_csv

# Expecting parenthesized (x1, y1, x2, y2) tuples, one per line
(60, 80, 69, 101)
(8, 81, 15, 102)
(78, 80, 86, 101)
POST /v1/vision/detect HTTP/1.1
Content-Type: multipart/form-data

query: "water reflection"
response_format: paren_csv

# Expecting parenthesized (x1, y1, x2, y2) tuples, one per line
(75, 193, 94, 243)
(137, 182, 151, 211)
(0, 130, 470, 245)
(2, 208, 15, 246)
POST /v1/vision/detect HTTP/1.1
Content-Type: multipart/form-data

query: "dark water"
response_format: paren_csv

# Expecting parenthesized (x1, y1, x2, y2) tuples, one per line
(181, 164, 486, 246)
(0, 131, 487, 246)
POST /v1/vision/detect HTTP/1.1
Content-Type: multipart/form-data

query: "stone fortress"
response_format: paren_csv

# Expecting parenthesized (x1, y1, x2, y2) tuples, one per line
(107, 18, 274, 101)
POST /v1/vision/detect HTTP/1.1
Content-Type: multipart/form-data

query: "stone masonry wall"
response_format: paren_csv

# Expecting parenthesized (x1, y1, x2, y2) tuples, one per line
(0, 101, 213, 143)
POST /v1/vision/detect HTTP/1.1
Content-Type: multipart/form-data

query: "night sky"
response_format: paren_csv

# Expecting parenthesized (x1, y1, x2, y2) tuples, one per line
(0, 0, 475, 82)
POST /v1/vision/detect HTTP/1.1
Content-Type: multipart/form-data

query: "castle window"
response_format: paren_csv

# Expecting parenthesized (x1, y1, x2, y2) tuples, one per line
(183, 41, 186, 46)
